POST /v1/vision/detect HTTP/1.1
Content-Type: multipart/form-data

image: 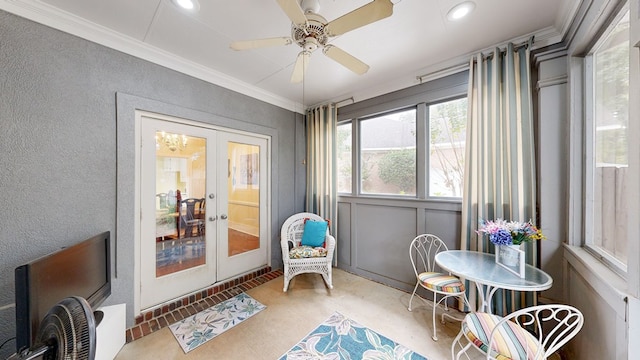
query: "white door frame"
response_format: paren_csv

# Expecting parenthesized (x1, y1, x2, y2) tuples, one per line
(133, 110, 271, 314)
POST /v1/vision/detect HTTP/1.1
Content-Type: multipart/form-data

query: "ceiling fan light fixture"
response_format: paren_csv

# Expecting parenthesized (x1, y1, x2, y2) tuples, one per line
(171, 0, 200, 12)
(447, 1, 475, 21)
(303, 38, 319, 52)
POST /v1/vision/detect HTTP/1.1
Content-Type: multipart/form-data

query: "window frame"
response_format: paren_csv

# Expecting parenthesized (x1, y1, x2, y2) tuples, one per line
(337, 93, 468, 201)
(582, 4, 630, 276)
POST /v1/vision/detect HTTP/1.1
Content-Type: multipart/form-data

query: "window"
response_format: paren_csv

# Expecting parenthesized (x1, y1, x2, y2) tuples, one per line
(586, 8, 629, 270)
(337, 96, 467, 199)
(429, 98, 467, 197)
(360, 109, 417, 196)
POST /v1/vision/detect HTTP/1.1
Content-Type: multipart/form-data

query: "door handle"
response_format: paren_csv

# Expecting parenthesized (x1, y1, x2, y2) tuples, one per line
(209, 216, 217, 221)
(220, 214, 228, 220)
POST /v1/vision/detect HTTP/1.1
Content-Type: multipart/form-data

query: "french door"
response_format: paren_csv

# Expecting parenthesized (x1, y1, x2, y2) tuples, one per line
(138, 114, 268, 311)
(217, 132, 268, 280)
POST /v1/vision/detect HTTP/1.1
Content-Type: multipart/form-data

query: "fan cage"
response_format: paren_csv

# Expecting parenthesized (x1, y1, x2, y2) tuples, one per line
(36, 296, 96, 360)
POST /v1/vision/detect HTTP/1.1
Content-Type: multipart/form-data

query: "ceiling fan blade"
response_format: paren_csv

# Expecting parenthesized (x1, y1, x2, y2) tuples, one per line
(230, 37, 293, 50)
(291, 51, 311, 83)
(276, 0, 307, 26)
(323, 45, 369, 75)
(325, 0, 393, 36)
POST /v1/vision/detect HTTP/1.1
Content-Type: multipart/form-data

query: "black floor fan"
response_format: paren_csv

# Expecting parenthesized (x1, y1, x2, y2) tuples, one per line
(10, 296, 97, 360)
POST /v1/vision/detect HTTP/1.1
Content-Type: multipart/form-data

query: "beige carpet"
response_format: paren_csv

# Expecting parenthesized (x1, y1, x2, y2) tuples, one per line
(115, 269, 481, 360)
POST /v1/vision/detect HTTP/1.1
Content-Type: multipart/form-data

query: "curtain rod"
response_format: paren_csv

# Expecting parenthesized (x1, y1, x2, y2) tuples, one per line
(416, 63, 469, 84)
(472, 36, 534, 62)
(416, 36, 534, 84)
(335, 97, 355, 106)
(307, 97, 354, 111)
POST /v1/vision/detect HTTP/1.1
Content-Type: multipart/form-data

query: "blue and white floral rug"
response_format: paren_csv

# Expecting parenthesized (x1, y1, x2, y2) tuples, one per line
(279, 312, 428, 360)
(169, 293, 266, 353)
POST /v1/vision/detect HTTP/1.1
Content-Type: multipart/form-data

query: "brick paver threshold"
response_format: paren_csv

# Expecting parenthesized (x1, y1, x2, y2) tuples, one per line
(126, 267, 283, 343)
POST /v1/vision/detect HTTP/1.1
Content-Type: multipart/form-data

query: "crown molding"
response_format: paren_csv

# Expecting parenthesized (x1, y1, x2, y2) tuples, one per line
(0, 0, 581, 114)
(0, 0, 304, 114)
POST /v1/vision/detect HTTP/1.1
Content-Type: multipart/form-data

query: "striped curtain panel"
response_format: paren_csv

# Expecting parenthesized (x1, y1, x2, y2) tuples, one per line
(460, 40, 538, 315)
(305, 103, 338, 238)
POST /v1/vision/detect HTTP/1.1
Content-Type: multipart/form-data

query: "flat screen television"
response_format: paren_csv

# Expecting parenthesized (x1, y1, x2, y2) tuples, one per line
(14, 231, 111, 352)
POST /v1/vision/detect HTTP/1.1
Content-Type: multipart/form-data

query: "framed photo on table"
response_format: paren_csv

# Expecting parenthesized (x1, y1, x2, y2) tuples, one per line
(495, 245, 526, 278)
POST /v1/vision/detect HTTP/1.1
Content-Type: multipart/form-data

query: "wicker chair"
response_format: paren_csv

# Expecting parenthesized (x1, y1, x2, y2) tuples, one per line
(280, 212, 336, 292)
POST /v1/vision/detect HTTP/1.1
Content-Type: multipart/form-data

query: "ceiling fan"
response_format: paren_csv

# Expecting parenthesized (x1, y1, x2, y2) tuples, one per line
(230, 0, 394, 83)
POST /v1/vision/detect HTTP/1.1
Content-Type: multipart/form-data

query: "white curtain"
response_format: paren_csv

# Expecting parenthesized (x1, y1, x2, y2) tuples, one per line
(305, 103, 338, 235)
(460, 40, 538, 314)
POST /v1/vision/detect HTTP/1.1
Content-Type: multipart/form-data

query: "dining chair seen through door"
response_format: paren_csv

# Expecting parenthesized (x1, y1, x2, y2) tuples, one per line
(180, 198, 204, 238)
(408, 234, 469, 341)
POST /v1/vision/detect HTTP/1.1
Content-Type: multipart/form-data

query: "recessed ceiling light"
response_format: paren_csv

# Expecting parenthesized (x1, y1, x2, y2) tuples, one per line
(447, 1, 475, 21)
(171, 0, 200, 12)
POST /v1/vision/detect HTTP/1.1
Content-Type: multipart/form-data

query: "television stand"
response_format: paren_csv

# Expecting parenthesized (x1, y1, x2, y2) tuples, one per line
(95, 304, 125, 360)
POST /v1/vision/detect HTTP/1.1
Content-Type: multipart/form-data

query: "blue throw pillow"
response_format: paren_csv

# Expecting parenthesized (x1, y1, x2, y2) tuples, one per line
(301, 220, 328, 247)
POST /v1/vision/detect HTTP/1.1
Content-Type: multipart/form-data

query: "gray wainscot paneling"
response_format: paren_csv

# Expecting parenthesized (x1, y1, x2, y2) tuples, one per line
(355, 204, 417, 286)
(337, 197, 462, 294)
(336, 202, 352, 266)
(564, 248, 626, 359)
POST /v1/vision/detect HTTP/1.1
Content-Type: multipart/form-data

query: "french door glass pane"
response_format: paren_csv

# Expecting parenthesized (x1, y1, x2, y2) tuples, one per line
(227, 142, 260, 256)
(155, 132, 207, 277)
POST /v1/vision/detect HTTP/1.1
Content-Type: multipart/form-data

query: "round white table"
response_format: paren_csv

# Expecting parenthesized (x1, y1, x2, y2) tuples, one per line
(435, 250, 553, 313)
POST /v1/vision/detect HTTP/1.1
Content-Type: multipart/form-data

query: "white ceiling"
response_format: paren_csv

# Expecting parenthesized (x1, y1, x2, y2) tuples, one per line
(1, 0, 580, 112)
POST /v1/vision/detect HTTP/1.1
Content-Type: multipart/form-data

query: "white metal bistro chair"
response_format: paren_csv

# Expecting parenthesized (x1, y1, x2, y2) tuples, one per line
(408, 234, 470, 341)
(280, 212, 336, 292)
(451, 304, 584, 360)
